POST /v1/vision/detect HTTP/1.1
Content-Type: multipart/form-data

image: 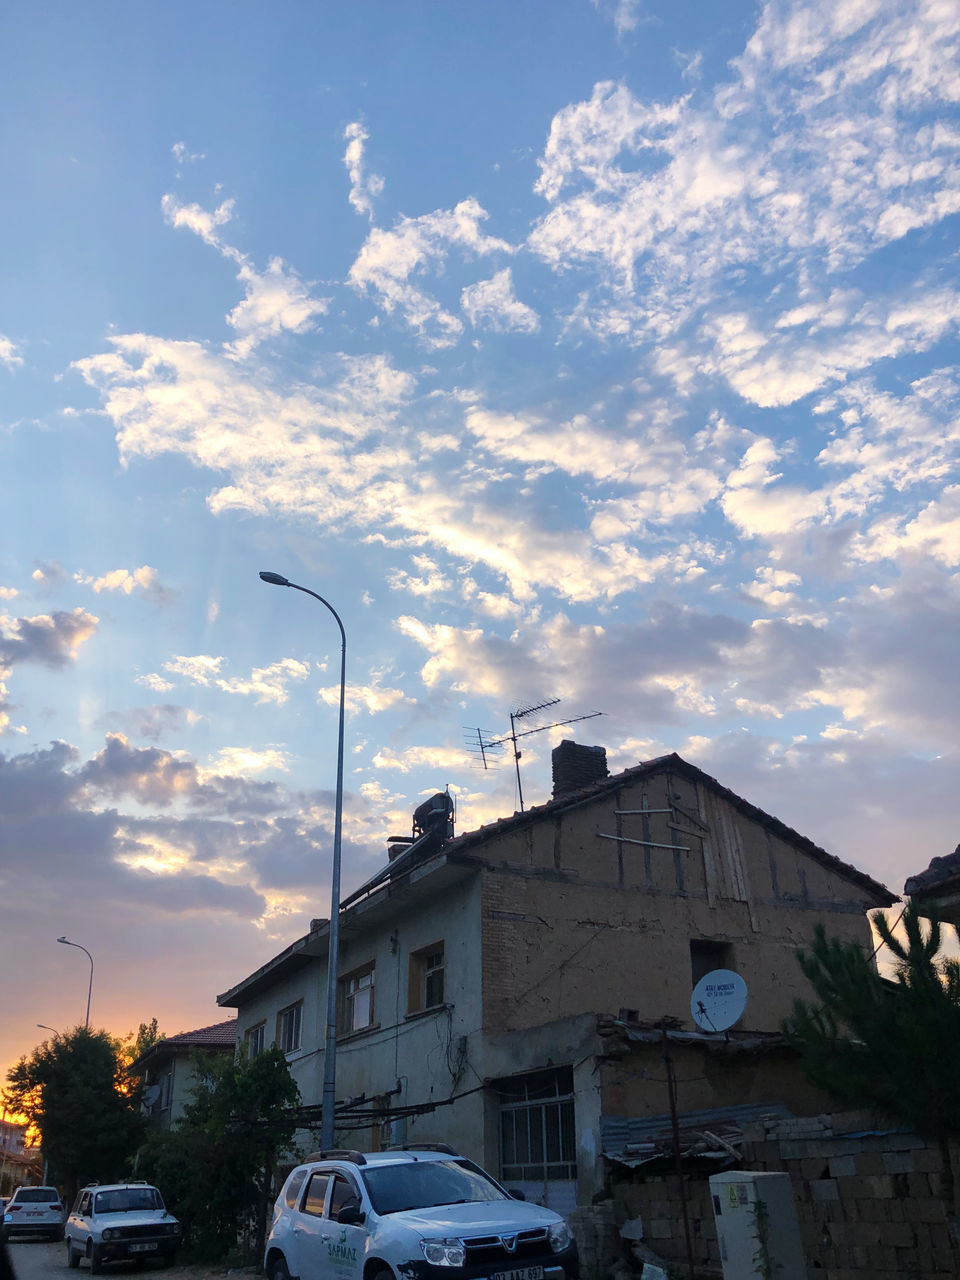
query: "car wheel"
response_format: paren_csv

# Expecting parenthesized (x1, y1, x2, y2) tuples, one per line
(270, 1257, 290, 1280)
(67, 1240, 82, 1268)
(89, 1243, 104, 1274)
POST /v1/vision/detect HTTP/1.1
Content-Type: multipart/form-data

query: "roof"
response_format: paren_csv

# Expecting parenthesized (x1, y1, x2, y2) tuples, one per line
(130, 1017, 237, 1071)
(217, 751, 894, 1008)
(904, 844, 960, 898)
(441, 752, 895, 906)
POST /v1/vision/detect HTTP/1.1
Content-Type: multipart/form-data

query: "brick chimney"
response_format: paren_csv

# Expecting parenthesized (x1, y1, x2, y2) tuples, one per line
(552, 740, 608, 798)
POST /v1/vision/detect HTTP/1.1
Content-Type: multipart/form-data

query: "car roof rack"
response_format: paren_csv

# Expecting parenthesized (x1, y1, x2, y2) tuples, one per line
(394, 1143, 460, 1156)
(302, 1149, 368, 1165)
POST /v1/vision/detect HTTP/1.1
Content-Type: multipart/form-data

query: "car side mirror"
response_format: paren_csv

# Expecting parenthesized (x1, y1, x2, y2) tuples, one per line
(336, 1202, 365, 1226)
(509, 1190, 526, 1201)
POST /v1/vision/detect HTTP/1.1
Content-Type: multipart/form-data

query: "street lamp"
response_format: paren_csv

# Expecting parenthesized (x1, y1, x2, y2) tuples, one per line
(259, 569, 346, 1150)
(56, 937, 93, 1029)
(36, 1024, 59, 1036)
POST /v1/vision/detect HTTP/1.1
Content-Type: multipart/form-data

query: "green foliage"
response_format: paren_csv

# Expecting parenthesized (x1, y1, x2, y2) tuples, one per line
(783, 903, 960, 1142)
(135, 1046, 300, 1263)
(3, 1026, 145, 1200)
(122, 1018, 165, 1075)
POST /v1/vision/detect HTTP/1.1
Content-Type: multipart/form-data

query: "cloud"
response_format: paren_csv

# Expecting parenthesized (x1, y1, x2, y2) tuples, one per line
(136, 673, 175, 694)
(102, 704, 202, 742)
(528, 2, 960, 393)
(461, 269, 540, 334)
(0, 608, 99, 670)
(74, 565, 166, 598)
(171, 141, 205, 165)
(0, 335, 23, 370)
(225, 259, 331, 360)
(371, 744, 473, 773)
(206, 746, 290, 775)
(161, 653, 311, 704)
(343, 121, 385, 221)
(161, 193, 236, 252)
(348, 198, 514, 347)
(317, 675, 414, 715)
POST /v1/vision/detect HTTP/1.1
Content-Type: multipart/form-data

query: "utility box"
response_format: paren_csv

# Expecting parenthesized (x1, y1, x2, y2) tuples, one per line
(709, 1171, 807, 1280)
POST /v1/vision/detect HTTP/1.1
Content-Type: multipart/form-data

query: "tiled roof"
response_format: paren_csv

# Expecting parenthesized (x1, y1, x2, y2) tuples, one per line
(904, 844, 960, 897)
(130, 1017, 237, 1071)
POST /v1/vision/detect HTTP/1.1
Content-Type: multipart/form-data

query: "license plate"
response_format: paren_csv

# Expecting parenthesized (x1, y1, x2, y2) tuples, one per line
(26, 1212, 42, 1217)
(492, 1268, 543, 1280)
(129, 1243, 158, 1253)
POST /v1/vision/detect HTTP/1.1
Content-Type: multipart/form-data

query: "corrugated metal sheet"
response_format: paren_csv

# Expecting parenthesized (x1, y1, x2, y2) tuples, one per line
(600, 1101, 792, 1153)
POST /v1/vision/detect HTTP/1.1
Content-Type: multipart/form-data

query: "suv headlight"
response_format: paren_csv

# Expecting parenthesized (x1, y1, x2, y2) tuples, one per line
(421, 1237, 466, 1267)
(103, 1230, 115, 1241)
(548, 1221, 572, 1253)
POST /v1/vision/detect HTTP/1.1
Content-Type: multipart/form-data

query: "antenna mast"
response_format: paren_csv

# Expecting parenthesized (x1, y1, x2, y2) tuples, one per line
(465, 699, 603, 812)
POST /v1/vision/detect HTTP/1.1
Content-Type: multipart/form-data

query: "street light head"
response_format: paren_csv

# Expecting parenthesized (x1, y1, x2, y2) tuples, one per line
(57, 936, 69, 944)
(259, 570, 289, 586)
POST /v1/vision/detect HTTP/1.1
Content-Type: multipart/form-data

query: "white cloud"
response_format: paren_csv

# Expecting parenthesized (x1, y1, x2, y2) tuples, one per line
(348, 198, 514, 347)
(343, 121, 385, 221)
(225, 258, 331, 359)
(74, 565, 160, 595)
(371, 744, 473, 773)
(317, 674, 414, 715)
(461, 269, 539, 334)
(206, 746, 290, 775)
(0, 587, 18, 600)
(136, 673, 175, 694)
(160, 193, 236, 253)
(171, 141, 205, 165)
(162, 654, 311, 705)
(0, 335, 23, 370)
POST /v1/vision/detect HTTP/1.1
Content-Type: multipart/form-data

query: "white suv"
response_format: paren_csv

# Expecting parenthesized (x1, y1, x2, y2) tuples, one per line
(1, 1186, 66, 1241)
(263, 1145, 579, 1280)
(64, 1182, 182, 1272)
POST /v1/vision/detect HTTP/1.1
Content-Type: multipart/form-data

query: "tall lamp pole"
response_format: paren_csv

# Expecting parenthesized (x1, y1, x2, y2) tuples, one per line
(56, 937, 93, 1029)
(259, 570, 346, 1150)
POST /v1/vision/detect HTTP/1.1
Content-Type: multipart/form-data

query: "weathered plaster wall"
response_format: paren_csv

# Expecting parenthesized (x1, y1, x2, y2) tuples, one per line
(479, 768, 884, 1036)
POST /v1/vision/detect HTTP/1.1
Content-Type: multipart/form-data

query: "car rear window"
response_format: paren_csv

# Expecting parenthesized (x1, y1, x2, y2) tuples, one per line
(14, 1189, 60, 1203)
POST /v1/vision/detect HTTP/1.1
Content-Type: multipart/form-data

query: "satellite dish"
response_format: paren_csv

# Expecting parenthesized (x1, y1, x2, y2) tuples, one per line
(691, 968, 747, 1032)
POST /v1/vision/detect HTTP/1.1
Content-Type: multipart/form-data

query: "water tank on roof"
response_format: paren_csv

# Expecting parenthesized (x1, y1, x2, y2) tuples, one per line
(413, 791, 454, 839)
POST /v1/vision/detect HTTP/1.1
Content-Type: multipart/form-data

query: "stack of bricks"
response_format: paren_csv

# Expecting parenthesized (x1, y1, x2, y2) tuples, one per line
(608, 1175, 722, 1276)
(741, 1111, 960, 1278)
(569, 1201, 620, 1279)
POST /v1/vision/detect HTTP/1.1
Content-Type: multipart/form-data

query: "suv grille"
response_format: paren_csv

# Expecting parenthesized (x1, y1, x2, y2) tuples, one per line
(464, 1228, 549, 1264)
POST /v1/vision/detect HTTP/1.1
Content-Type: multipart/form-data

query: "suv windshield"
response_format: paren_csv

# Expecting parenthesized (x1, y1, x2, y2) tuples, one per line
(93, 1188, 163, 1214)
(361, 1159, 508, 1215)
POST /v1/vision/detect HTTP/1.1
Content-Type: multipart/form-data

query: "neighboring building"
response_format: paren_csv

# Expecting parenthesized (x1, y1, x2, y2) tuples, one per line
(217, 742, 894, 1211)
(904, 843, 960, 924)
(0, 1118, 36, 1198)
(131, 1018, 238, 1129)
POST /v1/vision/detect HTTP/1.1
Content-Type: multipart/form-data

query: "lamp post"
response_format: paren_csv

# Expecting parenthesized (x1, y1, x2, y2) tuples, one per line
(56, 937, 93, 1029)
(259, 569, 346, 1150)
(36, 1024, 59, 1036)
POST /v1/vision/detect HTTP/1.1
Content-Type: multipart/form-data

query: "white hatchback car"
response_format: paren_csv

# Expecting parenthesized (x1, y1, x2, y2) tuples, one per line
(1, 1186, 66, 1241)
(263, 1145, 579, 1280)
(64, 1182, 182, 1272)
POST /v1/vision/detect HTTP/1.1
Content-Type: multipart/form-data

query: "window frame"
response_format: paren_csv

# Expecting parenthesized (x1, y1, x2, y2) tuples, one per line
(408, 940, 445, 1014)
(338, 962, 376, 1035)
(244, 1021, 266, 1059)
(276, 1000, 303, 1055)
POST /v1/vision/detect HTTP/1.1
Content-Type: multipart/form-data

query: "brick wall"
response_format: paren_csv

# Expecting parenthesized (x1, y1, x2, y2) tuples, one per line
(583, 1113, 959, 1279)
(742, 1112, 959, 1278)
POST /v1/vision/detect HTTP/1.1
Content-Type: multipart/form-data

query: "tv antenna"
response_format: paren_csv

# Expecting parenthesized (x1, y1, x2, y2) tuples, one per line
(465, 698, 602, 812)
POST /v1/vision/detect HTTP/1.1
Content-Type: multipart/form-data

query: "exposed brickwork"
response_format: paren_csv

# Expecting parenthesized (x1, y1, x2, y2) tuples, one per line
(584, 1112, 960, 1280)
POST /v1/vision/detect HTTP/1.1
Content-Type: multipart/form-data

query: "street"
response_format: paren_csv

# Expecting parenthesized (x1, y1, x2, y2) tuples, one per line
(2, 1241, 221, 1280)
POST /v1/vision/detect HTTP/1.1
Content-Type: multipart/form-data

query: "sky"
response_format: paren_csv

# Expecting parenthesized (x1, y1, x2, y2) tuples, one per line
(2, 0, 960, 1085)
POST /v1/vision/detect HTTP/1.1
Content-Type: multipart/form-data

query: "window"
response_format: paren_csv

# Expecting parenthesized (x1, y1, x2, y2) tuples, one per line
(277, 1001, 302, 1054)
(339, 964, 375, 1034)
(690, 939, 732, 986)
(408, 942, 445, 1013)
(301, 1172, 329, 1217)
(244, 1021, 265, 1058)
(284, 1169, 307, 1209)
(497, 1067, 576, 1183)
(328, 1174, 360, 1220)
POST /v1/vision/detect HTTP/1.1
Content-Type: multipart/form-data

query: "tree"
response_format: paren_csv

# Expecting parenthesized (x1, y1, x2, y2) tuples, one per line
(3, 1027, 145, 1202)
(784, 902, 960, 1222)
(136, 1046, 300, 1262)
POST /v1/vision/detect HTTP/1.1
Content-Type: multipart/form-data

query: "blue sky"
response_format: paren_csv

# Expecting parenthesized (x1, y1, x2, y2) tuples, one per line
(2, 0, 960, 1075)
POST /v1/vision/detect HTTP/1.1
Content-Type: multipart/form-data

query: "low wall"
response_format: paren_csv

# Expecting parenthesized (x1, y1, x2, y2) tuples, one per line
(578, 1112, 959, 1279)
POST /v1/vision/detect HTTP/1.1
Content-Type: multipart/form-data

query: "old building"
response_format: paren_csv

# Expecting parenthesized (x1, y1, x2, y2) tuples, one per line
(131, 1017, 238, 1129)
(904, 843, 960, 924)
(217, 742, 894, 1211)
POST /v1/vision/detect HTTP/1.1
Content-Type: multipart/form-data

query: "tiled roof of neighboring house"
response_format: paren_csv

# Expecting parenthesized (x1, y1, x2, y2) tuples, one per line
(903, 844, 960, 898)
(441, 752, 896, 907)
(130, 1017, 237, 1072)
